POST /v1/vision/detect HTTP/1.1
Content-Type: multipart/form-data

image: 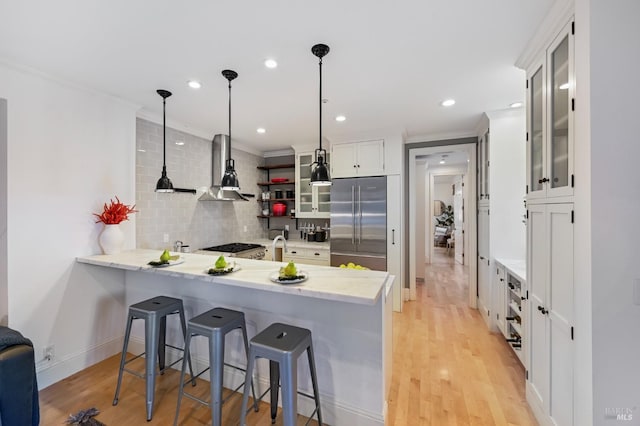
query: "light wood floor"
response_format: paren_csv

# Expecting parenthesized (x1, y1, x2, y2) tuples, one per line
(40, 248, 536, 425)
(386, 248, 536, 425)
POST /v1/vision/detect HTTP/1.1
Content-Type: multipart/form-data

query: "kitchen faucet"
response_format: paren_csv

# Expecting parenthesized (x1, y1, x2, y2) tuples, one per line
(272, 235, 288, 261)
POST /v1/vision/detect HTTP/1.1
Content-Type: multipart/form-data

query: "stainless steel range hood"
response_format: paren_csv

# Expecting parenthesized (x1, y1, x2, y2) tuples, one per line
(198, 134, 248, 201)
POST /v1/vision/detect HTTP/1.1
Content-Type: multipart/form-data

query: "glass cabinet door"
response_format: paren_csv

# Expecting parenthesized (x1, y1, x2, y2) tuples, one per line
(530, 66, 544, 193)
(316, 153, 331, 214)
(298, 153, 314, 215)
(484, 130, 490, 199)
(296, 152, 331, 218)
(550, 35, 570, 190)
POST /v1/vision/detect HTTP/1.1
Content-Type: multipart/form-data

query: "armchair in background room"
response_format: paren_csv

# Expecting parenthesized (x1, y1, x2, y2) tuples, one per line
(434, 225, 451, 247)
(0, 326, 40, 426)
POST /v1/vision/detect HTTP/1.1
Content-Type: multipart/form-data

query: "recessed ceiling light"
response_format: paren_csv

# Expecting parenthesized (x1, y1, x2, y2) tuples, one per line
(137, 149, 146, 153)
(441, 99, 456, 107)
(559, 82, 570, 90)
(440, 160, 446, 164)
(335, 115, 346, 122)
(257, 127, 266, 134)
(264, 59, 278, 69)
(187, 80, 201, 89)
(175, 141, 185, 146)
(510, 102, 523, 108)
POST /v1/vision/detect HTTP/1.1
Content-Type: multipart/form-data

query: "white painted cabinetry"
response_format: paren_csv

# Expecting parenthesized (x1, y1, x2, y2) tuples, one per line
(282, 247, 330, 266)
(331, 139, 384, 178)
(495, 263, 507, 334)
(526, 21, 574, 201)
(527, 203, 574, 426)
(295, 151, 331, 219)
(523, 17, 576, 426)
(477, 206, 491, 326)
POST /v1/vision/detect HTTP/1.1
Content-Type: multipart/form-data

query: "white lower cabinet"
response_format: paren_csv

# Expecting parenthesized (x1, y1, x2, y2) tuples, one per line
(283, 247, 330, 266)
(527, 202, 574, 426)
(494, 263, 507, 334)
(477, 206, 491, 324)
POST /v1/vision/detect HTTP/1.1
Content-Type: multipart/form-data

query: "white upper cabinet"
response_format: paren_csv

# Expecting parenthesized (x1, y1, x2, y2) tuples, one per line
(478, 129, 490, 204)
(527, 21, 575, 201)
(295, 151, 331, 219)
(331, 139, 385, 178)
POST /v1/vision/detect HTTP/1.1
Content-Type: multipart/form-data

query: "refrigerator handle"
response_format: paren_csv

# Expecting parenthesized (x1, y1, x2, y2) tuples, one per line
(351, 185, 356, 244)
(358, 185, 362, 244)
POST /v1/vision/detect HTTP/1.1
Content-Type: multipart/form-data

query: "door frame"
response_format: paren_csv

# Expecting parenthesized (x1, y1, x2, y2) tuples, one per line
(406, 139, 477, 307)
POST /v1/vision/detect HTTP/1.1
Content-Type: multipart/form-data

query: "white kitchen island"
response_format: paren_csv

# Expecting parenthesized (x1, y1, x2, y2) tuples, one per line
(77, 249, 393, 426)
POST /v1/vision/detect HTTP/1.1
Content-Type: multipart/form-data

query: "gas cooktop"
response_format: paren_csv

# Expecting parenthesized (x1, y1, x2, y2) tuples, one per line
(202, 243, 263, 253)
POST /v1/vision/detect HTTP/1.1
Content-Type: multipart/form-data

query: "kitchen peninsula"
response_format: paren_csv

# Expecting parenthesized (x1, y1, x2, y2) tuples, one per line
(77, 249, 393, 426)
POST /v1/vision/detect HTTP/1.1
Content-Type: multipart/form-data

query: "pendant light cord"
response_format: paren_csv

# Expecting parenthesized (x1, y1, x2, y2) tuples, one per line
(228, 80, 232, 158)
(319, 56, 323, 154)
(162, 97, 167, 171)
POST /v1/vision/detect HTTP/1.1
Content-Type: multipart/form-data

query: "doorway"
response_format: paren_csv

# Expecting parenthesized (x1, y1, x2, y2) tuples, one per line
(406, 140, 477, 308)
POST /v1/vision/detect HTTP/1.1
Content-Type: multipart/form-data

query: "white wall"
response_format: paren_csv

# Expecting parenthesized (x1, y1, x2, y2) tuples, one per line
(579, 0, 640, 422)
(0, 98, 7, 326)
(0, 62, 137, 388)
(415, 160, 426, 278)
(485, 110, 526, 261)
(434, 181, 454, 208)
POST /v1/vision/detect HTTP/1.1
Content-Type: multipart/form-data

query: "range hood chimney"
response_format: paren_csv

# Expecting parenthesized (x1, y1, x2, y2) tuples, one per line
(198, 134, 249, 201)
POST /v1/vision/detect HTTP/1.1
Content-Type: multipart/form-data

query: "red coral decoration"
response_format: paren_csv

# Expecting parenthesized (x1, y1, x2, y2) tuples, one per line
(94, 197, 137, 224)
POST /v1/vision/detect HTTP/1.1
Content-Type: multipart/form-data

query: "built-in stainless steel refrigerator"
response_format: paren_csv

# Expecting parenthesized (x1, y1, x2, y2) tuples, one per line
(330, 176, 387, 271)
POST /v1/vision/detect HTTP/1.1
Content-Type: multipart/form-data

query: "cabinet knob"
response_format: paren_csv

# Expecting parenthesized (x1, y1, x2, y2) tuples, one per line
(357, 164, 360, 168)
(314, 252, 320, 256)
(353, 164, 357, 168)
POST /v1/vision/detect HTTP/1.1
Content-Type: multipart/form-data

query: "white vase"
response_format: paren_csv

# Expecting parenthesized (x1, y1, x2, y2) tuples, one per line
(99, 224, 124, 255)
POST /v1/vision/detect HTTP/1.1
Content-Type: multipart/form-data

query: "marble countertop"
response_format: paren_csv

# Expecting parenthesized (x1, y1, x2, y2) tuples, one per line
(494, 257, 526, 282)
(76, 249, 387, 305)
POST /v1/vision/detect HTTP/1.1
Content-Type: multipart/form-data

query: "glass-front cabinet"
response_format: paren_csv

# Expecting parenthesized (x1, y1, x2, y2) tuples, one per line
(296, 152, 331, 218)
(478, 129, 490, 203)
(527, 20, 574, 200)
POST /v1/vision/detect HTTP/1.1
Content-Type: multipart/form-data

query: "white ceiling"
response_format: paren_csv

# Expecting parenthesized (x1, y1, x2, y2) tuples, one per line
(0, 0, 554, 153)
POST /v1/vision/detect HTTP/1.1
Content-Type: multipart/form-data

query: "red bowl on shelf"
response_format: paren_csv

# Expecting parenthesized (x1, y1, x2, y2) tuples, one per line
(272, 202, 287, 216)
(271, 178, 289, 183)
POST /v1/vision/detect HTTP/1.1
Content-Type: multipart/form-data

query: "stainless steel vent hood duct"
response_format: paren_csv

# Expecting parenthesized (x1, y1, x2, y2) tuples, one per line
(198, 134, 248, 201)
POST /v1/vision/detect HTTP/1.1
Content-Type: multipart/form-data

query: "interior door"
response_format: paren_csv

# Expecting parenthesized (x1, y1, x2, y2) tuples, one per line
(454, 177, 464, 264)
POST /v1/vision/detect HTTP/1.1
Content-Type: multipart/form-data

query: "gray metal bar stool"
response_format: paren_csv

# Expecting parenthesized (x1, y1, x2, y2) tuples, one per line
(174, 307, 258, 426)
(113, 295, 194, 421)
(240, 322, 322, 426)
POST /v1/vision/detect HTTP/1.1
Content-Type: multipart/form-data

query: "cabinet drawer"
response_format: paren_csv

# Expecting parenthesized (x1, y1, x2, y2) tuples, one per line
(283, 248, 330, 266)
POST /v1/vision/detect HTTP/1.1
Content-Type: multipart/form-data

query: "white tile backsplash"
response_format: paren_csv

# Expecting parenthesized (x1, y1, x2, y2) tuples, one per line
(135, 118, 267, 250)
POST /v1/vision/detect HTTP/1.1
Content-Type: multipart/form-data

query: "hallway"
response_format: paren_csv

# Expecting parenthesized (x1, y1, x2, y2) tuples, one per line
(387, 248, 536, 425)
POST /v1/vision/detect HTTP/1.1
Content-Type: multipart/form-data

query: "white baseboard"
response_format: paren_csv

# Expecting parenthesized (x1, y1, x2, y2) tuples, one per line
(36, 336, 123, 390)
(128, 339, 385, 426)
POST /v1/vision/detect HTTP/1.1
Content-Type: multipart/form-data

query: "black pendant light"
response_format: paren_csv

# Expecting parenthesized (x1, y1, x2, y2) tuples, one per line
(220, 69, 240, 191)
(155, 89, 174, 193)
(310, 43, 332, 186)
